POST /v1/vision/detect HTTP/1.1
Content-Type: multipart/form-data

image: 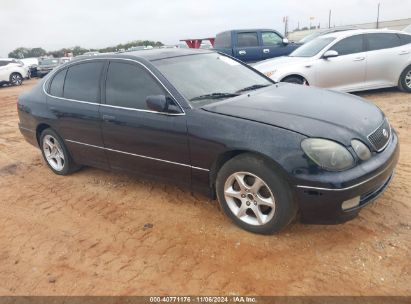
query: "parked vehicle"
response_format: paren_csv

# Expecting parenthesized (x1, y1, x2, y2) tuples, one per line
(37, 58, 64, 78)
(213, 29, 301, 62)
(253, 29, 411, 93)
(20, 57, 39, 78)
(299, 26, 358, 44)
(0, 58, 29, 86)
(18, 49, 399, 234)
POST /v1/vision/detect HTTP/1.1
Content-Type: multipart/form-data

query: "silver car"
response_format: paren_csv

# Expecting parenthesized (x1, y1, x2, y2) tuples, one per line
(253, 29, 411, 93)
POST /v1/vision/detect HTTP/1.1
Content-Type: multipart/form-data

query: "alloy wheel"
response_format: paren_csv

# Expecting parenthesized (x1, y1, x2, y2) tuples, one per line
(42, 135, 65, 171)
(224, 172, 276, 226)
(405, 70, 411, 89)
(11, 74, 22, 86)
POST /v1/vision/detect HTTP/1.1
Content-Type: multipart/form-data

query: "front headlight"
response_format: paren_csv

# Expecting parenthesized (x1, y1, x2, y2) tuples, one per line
(351, 139, 371, 161)
(301, 138, 354, 171)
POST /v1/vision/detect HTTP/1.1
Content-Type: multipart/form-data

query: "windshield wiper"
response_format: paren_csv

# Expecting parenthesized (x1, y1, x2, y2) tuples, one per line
(235, 84, 271, 93)
(190, 92, 240, 101)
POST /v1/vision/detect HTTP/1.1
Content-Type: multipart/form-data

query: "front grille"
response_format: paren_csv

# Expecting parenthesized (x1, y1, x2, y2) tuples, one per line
(368, 119, 391, 152)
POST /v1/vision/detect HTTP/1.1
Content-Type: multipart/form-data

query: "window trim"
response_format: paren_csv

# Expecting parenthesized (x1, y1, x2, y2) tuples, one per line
(325, 34, 366, 57)
(43, 57, 185, 116)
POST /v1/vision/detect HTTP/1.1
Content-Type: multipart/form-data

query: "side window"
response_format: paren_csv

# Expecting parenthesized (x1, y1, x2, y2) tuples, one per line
(398, 34, 411, 45)
(262, 32, 283, 46)
(105, 62, 166, 110)
(63, 62, 104, 103)
(49, 68, 67, 97)
(330, 35, 364, 55)
(366, 33, 401, 51)
(0, 61, 6, 67)
(215, 32, 232, 48)
(237, 32, 259, 47)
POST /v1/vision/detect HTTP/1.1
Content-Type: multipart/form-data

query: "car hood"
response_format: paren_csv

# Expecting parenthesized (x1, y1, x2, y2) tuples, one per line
(252, 56, 312, 72)
(202, 83, 384, 146)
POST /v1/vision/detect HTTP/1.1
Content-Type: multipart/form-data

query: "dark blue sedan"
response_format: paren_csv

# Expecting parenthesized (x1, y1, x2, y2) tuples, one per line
(17, 49, 399, 234)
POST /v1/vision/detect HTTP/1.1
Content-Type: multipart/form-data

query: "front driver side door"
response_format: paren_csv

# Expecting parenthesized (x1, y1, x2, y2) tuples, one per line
(100, 60, 191, 186)
(315, 34, 366, 91)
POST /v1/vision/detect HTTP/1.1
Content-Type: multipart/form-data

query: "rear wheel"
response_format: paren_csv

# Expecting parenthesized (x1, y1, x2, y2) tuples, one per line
(9, 73, 23, 86)
(40, 129, 80, 175)
(216, 153, 297, 234)
(399, 65, 411, 93)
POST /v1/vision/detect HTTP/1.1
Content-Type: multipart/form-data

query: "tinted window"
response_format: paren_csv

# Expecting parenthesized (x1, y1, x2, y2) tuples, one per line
(0, 61, 7, 67)
(262, 32, 283, 46)
(105, 62, 165, 110)
(398, 33, 411, 45)
(215, 32, 231, 48)
(366, 33, 401, 51)
(237, 32, 259, 47)
(63, 62, 104, 102)
(49, 68, 67, 97)
(330, 35, 364, 55)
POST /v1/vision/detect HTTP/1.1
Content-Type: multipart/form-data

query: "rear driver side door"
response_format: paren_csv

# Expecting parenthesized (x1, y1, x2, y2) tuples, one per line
(100, 60, 191, 186)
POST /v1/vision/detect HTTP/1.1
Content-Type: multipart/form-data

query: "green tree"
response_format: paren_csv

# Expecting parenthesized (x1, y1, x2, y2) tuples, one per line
(8, 47, 30, 59)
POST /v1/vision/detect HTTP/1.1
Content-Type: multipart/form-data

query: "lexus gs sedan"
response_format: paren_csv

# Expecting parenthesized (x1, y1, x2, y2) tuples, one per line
(254, 29, 411, 93)
(18, 49, 399, 234)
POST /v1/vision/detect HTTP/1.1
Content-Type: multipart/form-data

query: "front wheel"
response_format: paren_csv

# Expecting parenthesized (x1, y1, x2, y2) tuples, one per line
(9, 73, 23, 86)
(282, 76, 308, 85)
(40, 129, 80, 175)
(216, 153, 297, 234)
(398, 65, 411, 93)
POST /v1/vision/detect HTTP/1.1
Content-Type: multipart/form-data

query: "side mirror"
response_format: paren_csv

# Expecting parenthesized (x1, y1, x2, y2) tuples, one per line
(146, 95, 181, 114)
(146, 95, 167, 112)
(323, 50, 339, 59)
(282, 38, 289, 45)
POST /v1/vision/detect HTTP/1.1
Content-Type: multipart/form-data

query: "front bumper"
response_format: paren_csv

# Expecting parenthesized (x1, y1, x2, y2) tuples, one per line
(294, 130, 399, 224)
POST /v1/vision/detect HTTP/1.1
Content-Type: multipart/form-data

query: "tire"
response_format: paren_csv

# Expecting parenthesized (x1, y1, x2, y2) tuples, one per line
(9, 73, 23, 86)
(398, 65, 411, 93)
(282, 76, 306, 85)
(216, 153, 297, 234)
(40, 128, 80, 175)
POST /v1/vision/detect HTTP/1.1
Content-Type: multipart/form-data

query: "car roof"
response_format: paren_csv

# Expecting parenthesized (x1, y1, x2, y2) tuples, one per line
(72, 48, 215, 63)
(320, 28, 410, 39)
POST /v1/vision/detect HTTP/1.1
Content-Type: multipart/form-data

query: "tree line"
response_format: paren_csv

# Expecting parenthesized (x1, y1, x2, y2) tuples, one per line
(8, 40, 164, 59)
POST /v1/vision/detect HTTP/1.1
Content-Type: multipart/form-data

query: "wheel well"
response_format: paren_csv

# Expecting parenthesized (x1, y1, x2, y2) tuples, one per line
(209, 150, 288, 198)
(36, 123, 50, 146)
(10, 72, 23, 78)
(281, 74, 309, 85)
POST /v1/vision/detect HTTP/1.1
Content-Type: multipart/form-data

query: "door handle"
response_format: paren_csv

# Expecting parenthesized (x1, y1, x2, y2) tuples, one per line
(102, 114, 116, 121)
(263, 49, 270, 54)
(399, 50, 410, 55)
(354, 57, 365, 61)
(238, 50, 246, 55)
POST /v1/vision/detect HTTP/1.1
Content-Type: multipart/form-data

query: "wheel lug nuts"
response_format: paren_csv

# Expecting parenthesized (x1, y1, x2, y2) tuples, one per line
(254, 201, 257, 206)
(246, 201, 250, 206)
(241, 194, 246, 198)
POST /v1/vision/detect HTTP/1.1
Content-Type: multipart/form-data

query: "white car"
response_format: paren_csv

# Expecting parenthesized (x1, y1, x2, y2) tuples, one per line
(0, 58, 30, 86)
(253, 29, 411, 93)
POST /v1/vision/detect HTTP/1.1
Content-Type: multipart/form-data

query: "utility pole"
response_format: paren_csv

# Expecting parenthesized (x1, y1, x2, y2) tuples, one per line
(376, 3, 380, 29)
(328, 10, 332, 28)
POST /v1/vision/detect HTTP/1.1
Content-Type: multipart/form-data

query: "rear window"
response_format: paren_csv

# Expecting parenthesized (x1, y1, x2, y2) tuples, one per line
(63, 62, 104, 103)
(366, 33, 401, 51)
(237, 32, 259, 47)
(214, 32, 231, 48)
(49, 68, 67, 97)
(398, 33, 411, 45)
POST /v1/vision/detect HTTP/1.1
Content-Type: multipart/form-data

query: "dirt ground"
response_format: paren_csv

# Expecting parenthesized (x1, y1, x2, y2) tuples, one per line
(0, 79, 410, 296)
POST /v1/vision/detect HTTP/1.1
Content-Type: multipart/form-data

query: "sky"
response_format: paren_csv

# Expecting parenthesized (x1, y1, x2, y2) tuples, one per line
(1, 0, 410, 57)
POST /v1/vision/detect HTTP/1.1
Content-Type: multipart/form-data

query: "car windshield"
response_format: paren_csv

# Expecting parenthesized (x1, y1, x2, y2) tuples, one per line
(40, 59, 59, 65)
(290, 37, 336, 57)
(404, 24, 411, 34)
(153, 53, 272, 107)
